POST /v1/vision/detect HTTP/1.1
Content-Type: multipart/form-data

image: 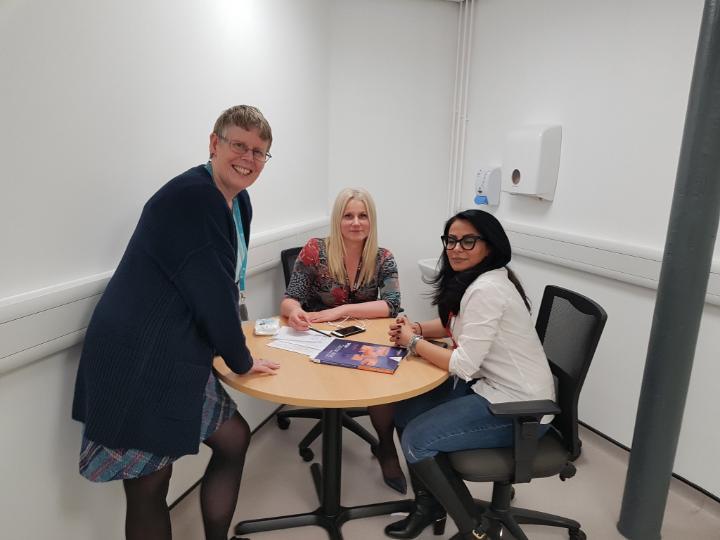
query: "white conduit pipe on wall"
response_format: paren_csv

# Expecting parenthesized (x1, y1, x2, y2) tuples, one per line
(447, 0, 475, 217)
(446, 3, 462, 216)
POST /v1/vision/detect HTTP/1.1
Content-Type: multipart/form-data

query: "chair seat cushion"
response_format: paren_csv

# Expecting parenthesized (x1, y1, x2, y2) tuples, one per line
(448, 429, 570, 482)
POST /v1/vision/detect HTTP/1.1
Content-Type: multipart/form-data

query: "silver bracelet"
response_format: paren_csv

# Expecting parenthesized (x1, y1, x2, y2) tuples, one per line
(407, 334, 423, 356)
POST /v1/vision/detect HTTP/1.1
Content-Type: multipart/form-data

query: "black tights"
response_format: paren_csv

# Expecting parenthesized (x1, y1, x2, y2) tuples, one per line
(200, 413, 250, 540)
(122, 412, 250, 540)
(123, 464, 172, 540)
(368, 403, 403, 477)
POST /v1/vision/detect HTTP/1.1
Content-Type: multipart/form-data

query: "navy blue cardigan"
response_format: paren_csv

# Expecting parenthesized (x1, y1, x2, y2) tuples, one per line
(72, 165, 253, 457)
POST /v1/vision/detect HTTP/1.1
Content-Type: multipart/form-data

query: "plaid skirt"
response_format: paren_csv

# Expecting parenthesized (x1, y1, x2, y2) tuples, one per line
(79, 371, 237, 482)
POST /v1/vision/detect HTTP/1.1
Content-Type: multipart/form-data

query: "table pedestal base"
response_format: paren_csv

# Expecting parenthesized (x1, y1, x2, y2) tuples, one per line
(232, 499, 413, 540)
(231, 408, 413, 540)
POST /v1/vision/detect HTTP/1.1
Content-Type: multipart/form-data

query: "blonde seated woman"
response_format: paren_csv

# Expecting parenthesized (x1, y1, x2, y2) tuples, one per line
(280, 187, 406, 494)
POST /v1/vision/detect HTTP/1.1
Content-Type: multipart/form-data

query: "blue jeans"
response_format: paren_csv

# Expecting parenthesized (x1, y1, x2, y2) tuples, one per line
(396, 378, 549, 464)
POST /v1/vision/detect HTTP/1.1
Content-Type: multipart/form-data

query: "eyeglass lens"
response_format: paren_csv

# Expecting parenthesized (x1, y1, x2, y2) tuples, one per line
(221, 136, 270, 162)
(232, 142, 268, 161)
(442, 236, 482, 250)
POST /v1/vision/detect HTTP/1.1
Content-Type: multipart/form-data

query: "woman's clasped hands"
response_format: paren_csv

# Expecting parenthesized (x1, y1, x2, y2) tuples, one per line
(389, 314, 414, 347)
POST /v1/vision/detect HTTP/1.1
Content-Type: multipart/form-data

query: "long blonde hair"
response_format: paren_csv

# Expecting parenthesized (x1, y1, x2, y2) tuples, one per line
(326, 188, 379, 288)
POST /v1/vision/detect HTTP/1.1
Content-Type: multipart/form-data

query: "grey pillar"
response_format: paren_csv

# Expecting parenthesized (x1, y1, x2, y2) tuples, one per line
(617, 1, 720, 538)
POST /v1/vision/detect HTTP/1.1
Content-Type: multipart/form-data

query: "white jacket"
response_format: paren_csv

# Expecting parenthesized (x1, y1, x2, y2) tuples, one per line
(448, 268, 556, 423)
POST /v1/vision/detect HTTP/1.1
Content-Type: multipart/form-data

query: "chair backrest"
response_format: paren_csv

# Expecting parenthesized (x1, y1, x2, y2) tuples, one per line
(535, 285, 607, 460)
(280, 247, 303, 288)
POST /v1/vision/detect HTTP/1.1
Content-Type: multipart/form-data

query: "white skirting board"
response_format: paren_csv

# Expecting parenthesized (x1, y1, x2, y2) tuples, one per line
(0, 217, 329, 377)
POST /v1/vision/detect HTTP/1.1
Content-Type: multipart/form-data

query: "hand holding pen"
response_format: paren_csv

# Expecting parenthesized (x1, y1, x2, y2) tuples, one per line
(287, 307, 311, 331)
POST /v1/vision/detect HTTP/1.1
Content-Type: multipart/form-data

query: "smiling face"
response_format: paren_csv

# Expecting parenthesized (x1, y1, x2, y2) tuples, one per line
(340, 199, 371, 246)
(208, 126, 270, 204)
(445, 219, 490, 272)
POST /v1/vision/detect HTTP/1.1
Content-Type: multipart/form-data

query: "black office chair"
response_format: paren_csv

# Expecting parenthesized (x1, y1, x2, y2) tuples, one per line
(447, 285, 607, 540)
(275, 247, 378, 461)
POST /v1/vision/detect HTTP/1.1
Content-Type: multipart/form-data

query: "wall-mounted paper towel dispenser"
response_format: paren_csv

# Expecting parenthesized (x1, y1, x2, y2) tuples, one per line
(501, 125, 561, 201)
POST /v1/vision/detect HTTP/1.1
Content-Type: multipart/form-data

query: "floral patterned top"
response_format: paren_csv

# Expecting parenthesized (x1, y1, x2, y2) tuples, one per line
(285, 237, 401, 317)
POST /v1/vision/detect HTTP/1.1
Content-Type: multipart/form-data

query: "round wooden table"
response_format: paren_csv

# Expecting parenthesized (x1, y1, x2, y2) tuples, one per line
(214, 318, 448, 540)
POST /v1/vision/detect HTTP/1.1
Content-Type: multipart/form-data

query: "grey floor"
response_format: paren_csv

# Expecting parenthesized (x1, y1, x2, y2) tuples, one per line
(170, 412, 720, 539)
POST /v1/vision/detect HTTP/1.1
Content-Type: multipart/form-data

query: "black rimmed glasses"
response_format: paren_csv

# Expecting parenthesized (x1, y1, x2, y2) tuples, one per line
(441, 234, 485, 250)
(218, 135, 272, 162)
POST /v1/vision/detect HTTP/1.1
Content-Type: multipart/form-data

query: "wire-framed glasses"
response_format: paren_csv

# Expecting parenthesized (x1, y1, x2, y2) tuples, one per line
(218, 135, 272, 162)
(441, 235, 485, 250)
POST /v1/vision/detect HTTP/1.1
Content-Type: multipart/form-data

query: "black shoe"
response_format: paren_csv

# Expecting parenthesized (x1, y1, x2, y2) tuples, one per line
(383, 473, 408, 495)
(384, 489, 446, 539)
(372, 443, 408, 495)
(385, 512, 446, 539)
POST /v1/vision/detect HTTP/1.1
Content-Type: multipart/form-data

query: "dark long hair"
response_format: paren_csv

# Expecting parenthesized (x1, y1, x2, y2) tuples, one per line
(430, 210, 530, 326)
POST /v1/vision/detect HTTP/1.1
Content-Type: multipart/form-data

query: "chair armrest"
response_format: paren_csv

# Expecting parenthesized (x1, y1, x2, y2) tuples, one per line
(488, 399, 561, 484)
(488, 399, 560, 419)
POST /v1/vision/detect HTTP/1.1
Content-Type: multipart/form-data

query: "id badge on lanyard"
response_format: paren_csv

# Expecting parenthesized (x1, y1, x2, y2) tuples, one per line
(205, 162, 249, 321)
(232, 198, 249, 321)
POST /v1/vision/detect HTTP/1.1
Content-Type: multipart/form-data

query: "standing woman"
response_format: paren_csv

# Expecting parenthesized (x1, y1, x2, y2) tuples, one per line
(385, 210, 555, 539)
(72, 105, 279, 540)
(280, 187, 407, 494)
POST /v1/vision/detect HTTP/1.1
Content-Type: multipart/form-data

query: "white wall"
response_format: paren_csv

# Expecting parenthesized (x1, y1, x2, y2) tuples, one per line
(3, 3, 718, 539)
(458, 0, 719, 496)
(0, 0, 333, 537)
(0, 0, 331, 300)
(459, 0, 703, 250)
(0, 346, 124, 538)
(328, 0, 460, 321)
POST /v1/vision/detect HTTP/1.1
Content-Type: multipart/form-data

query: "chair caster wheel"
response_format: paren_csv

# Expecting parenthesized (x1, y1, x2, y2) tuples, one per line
(276, 416, 290, 430)
(300, 447, 314, 461)
(569, 528, 586, 540)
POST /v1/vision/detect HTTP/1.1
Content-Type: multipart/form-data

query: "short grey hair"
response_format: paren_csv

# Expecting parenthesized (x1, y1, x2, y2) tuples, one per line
(212, 105, 272, 150)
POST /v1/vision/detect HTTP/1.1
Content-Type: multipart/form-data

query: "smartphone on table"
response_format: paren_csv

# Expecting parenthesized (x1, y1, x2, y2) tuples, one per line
(330, 325, 366, 338)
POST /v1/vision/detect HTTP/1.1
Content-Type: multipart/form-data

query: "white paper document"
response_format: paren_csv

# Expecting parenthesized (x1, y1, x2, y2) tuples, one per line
(274, 327, 331, 344)
(268, 340, 327, 356)
(268, 327, 333, 356)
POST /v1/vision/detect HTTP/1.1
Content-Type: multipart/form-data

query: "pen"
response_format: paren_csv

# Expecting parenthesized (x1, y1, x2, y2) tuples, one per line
(308, 326, 331, 337)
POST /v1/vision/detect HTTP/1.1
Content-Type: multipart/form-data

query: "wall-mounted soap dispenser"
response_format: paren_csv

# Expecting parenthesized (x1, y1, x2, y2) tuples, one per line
(475, 167, 501, 206)
(501, 125, 561, 201)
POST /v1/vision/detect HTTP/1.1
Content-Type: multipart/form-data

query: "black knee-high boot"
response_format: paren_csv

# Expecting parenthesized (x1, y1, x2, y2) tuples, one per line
(384, 469, 447, 539)
(410, 455, 489, 540)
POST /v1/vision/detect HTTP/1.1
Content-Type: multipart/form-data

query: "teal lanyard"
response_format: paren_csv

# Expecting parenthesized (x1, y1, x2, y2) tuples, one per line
(232, 198, 248, 292)
(204, 162, 248, 292)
